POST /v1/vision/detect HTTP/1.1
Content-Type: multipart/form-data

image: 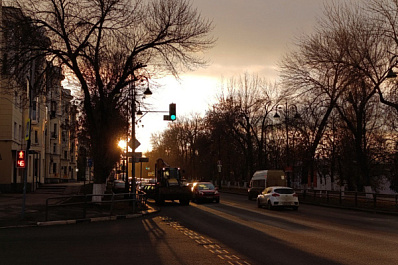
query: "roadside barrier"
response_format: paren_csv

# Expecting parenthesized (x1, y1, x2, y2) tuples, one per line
(45, 192, 147, 221)
(221, 186, 398, 214)
(297, 189, 398, 213)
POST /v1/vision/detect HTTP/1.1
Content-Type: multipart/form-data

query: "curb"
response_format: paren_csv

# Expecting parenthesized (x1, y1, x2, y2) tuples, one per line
(1, 206, 160, 229)
(36, 206, 160, 227)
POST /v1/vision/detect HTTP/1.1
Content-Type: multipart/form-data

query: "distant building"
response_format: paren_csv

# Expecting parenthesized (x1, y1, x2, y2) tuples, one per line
(44, 63, 78, 183)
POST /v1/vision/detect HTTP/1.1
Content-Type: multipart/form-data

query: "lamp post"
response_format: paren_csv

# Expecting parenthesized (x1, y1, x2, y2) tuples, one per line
(127, 77, 152, 210)
(274, 102, 299, 187)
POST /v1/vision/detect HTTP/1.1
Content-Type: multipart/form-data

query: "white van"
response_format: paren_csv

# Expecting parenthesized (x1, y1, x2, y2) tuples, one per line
(247, 170, 286, 200)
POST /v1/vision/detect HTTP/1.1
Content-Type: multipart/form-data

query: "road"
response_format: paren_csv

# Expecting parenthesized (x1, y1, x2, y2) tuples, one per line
(1, 192, 397, 265)
(157, 192, 398, 265)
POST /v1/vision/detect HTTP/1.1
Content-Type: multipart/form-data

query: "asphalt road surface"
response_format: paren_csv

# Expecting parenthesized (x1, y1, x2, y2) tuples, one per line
(1, 192, 397, 265)
(157, 192, 398, 265)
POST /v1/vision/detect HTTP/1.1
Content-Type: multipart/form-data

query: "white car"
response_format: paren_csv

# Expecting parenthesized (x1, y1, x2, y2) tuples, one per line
(257, 186, 299, 210)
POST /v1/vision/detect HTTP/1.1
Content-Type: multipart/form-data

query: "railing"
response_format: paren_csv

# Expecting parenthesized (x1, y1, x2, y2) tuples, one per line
(221, 186, 398, 213)
(45, 192, 147, 221)
(297, 189, 398, 212)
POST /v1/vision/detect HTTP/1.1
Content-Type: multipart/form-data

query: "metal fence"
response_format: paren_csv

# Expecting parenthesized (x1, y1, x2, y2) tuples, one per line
(45, 192, 147, 221)
(221, 186, 398, 213)
(297, 189, 398, 213)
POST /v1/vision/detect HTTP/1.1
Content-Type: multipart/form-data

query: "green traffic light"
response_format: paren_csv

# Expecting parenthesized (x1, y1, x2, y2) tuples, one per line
(169, 103, 176, 121)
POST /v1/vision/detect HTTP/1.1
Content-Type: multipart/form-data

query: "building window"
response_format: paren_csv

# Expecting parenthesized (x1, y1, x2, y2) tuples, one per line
(52, 123, 57, 138)
(50, 101, 56, 117)
(32, 98, 37, 121)
(64, 151, 67, 159)
(14, 91, 18, 107)
(53, 163, 57, 174)
(14, 122, 17, 139)
(34, 130, 38, 144)
(53, 143, 57, 154)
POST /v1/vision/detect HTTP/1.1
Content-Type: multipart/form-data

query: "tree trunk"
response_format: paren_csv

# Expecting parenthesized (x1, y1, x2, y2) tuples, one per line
(92, 183, 106, 202)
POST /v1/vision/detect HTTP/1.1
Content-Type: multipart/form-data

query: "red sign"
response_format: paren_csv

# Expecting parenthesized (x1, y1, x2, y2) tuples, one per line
(17, 150, 26, 168)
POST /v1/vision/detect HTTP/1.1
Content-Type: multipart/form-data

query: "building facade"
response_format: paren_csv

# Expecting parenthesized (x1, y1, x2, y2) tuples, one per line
(0, 5, 78, 192)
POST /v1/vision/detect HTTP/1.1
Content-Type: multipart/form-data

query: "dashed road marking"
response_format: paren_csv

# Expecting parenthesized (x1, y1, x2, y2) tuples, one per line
(160, 216, 251, 265)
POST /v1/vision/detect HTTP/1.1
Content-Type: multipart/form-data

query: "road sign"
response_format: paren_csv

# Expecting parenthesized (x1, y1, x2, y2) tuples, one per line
(128, 139, 141, 150)
(128, 152, 142, 158)
(138, 157, 149, 162)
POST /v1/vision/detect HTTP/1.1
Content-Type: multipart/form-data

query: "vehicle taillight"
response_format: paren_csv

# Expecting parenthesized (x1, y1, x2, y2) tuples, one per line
(272, 193, 280, 197)
(293, 193, 298, 197)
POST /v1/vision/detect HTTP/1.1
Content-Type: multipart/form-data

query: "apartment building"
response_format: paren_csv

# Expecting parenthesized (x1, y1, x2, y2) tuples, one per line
(0, 5, 78, 192)
(45, 64, 78, 183)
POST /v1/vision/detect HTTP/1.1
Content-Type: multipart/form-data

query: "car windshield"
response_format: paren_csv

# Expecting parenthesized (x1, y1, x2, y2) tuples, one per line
(197, 183, 215, 190)
(274, 188, 294, 194)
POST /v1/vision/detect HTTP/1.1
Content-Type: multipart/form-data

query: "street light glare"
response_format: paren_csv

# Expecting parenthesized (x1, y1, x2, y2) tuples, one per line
(118, 140, 127, 149)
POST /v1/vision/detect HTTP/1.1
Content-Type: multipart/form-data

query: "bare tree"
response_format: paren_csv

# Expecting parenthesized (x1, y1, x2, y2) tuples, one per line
(280, 1, 396, 190)
(6, 0, 215, 191)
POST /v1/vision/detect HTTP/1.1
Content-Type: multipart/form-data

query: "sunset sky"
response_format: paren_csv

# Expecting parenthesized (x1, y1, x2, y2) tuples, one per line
(134, 0, 358, 152)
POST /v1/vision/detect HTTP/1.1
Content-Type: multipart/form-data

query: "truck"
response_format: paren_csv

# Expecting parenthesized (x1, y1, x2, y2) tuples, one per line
(150, 158, 192, 205)
(247, 170, 287, 200)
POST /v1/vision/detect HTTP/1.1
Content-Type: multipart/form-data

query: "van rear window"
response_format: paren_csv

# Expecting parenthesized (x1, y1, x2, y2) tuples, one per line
(253, 179, 265, 187)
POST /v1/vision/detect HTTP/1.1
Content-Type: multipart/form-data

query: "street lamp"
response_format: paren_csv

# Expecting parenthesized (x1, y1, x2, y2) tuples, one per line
(274, 102, 299, 187)
(127, 76, 152, 210)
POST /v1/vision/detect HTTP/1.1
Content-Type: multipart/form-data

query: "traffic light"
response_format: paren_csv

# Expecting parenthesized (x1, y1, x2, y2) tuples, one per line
(16, 150, 26, 168)
(169, 103, 176, 121)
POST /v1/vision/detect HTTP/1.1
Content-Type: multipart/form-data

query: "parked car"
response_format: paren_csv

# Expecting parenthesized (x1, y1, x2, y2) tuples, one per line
(112, 179, 126, 192)
(257, 186, 299, 210)
(191, 182, 220, 203)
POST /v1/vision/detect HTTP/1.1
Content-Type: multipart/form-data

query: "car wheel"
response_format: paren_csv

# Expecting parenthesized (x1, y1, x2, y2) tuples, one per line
(293, 206, 298, 211)
(215, 198, 220, 203)
(267, 201, 273, 210)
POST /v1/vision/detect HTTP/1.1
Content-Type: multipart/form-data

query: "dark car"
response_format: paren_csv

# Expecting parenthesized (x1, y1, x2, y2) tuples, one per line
(191, 182, 220, 203)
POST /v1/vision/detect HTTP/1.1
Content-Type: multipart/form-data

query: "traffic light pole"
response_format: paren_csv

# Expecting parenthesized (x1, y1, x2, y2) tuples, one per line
(131, 88, 136, 213)
(22, 78, 33, 219)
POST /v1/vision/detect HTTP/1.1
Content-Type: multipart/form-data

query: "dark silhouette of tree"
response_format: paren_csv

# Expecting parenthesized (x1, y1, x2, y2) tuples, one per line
(7, 0, 215, 190)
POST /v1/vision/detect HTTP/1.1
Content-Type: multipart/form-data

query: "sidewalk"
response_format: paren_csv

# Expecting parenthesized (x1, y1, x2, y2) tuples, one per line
(0, 182, 157, 228)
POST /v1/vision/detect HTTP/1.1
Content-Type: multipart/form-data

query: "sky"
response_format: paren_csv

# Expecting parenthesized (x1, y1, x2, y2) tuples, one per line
(135, 0, 336, 153)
